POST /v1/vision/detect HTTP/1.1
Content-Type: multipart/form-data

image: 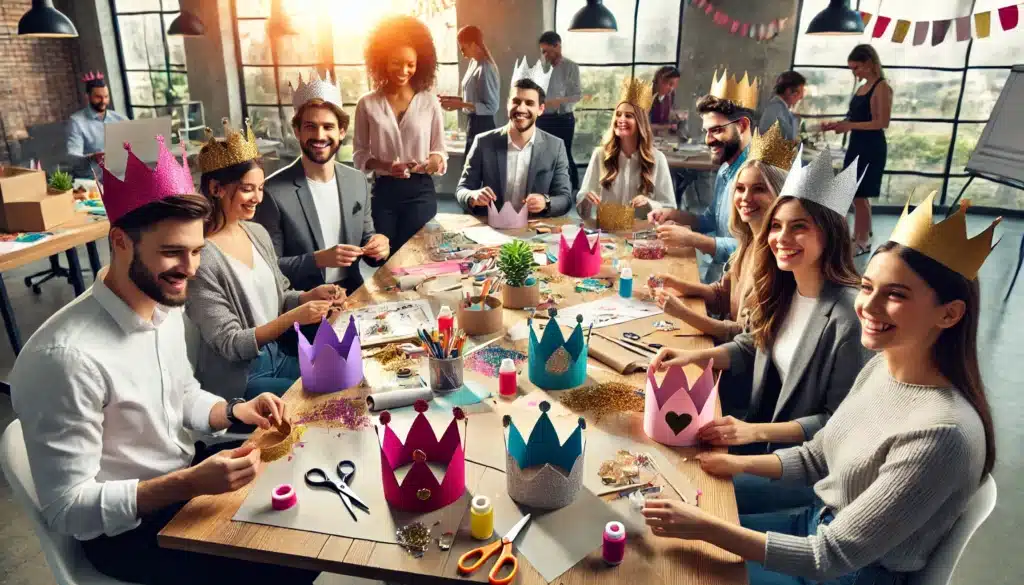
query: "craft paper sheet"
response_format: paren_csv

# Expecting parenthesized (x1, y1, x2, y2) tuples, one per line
(555, 295, 663, 329)
(463, 225, 515, 246)
(337, 299, 435, 346)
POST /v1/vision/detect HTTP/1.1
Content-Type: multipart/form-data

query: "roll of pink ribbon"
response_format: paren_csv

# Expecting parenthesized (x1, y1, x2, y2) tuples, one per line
(272, 484, 297, 510)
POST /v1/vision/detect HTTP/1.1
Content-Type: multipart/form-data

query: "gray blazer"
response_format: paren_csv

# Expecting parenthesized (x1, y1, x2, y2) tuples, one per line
(724, 281, 872, 441)
(185, 222, 302, 400)
(254, 158, 380, 293)
(455, 127, 572, 217)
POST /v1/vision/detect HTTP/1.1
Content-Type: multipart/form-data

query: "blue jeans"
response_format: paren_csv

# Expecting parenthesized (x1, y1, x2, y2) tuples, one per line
(245, 342, 301, 399)
(734, 473, 817, 515)
(741, 503, 908, 585)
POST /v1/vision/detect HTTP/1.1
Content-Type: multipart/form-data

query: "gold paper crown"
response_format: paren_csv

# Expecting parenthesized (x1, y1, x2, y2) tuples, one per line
(748, 122, 799, 170)
(618, 77, 654, 112)
(709, 69, 760, 110)
(197, 118, 260, 174)
(889, 192, 1001, 280)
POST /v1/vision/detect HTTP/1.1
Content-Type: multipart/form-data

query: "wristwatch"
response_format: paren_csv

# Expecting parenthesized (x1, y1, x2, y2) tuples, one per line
(542, 194, 551, 212)
(226, 398, 246, 426)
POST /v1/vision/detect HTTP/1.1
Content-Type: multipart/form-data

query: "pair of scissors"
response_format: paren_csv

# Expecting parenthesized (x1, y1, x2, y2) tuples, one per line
(457, 514, 532, 585)
(304, 460, 370, 522)
(622, 332, 664, 350)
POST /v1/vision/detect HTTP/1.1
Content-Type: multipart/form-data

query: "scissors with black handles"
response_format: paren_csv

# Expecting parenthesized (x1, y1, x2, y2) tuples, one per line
(304, 460, 370, 521)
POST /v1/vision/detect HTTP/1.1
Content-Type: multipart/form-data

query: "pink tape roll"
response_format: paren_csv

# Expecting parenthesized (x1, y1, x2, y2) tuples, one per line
(272, 484, 297, 510)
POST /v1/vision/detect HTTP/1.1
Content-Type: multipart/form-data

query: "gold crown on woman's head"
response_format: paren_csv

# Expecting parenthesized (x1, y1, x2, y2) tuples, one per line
(748, 122, 799, 170)
(710, 69, 759, 110)
(618, 77, 654, 112)
(198, 118, 260, 174)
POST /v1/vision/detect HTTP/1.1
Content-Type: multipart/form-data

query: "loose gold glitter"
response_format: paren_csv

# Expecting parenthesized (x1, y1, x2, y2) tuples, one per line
(560, 382, 644, 419)
(597, 203, 635, 232)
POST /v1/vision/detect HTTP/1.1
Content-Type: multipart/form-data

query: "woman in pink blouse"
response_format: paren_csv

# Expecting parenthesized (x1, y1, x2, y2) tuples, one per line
(354, 15, 448, 252)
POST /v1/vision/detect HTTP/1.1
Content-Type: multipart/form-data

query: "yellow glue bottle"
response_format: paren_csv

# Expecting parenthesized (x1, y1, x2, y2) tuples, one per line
(469, 495, 494, 540)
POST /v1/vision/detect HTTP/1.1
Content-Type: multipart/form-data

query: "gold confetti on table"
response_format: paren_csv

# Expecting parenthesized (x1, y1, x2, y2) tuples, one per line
(560, 382, 644, 419)
(597, 202, 636, 231)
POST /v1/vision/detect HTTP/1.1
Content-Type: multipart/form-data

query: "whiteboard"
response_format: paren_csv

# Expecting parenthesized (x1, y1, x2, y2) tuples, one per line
(103, 117, 174, 178)
(965, 65, 1024, 188)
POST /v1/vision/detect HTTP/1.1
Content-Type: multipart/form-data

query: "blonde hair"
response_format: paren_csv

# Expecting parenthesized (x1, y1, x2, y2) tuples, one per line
(726, 160, 788, 284)
(599, 102, 656, 195)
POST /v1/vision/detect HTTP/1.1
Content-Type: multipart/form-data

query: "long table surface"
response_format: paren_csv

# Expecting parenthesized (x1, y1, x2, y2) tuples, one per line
(0, 212, 109, 273)
(158, 213, 747, 585)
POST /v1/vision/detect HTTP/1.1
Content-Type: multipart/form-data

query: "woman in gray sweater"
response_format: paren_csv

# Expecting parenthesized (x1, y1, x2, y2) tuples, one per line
(641, 200, 998, 585)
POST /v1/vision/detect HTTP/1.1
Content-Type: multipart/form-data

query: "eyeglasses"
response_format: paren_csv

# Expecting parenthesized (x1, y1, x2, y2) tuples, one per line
(701, 119, 740, 138)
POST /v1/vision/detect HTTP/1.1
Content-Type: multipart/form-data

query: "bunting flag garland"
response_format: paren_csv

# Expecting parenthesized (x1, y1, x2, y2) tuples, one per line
(913, 21, 930, 45)
(932, 19, 952, 45)
(955, 16, 972, 41)
(975, 11, 992, 38)
(999, 5, 1020, 29)
(858, 3, 1022, 45)
(892, 19, 912, 43)
(688, 0, 790, 42)
(872, 15, 892, 38)
(860, 12, 874, 26)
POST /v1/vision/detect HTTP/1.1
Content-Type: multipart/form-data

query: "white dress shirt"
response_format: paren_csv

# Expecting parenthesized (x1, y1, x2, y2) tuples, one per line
(576, 146, 676, 218)
(308, 176, 343, 284)
(772, 293, 818, 384)
(9, 277, 223, 540)
(505, 131, 536, 208)
(543, 57, 582, 115)
(352, 90, 447, 174)
(223, 240, 280, 326)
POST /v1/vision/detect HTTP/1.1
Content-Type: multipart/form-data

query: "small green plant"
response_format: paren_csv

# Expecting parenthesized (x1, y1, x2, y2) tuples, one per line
(498, 240, 536, 288)
(48, 169, 73, 192)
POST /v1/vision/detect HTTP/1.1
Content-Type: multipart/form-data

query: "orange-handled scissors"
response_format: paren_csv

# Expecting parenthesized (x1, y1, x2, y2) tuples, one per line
(457, 513, 531, 585)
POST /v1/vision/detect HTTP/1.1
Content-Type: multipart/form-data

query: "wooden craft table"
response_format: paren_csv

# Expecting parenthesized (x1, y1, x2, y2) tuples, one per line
(159, 214, 747, 585)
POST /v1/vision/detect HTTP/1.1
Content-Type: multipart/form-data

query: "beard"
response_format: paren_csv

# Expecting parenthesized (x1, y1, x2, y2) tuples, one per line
(707, 132, 741, 165)
(509, 111, 536, 133)
(129, 250, 188, 307)
(301, 138, 341, 164)
(89, 101, 107, 113)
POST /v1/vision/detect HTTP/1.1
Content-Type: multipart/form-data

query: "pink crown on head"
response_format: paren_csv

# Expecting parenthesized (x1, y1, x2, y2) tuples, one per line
(295, 316, 363, 393)
(99, 136, 194, 224)
(643, 361, 719, 446)
(558, 225, 602, 277)
(487, 200, 528, 229)
(376, 403, 466, 513)
(82, 71, 104, 83)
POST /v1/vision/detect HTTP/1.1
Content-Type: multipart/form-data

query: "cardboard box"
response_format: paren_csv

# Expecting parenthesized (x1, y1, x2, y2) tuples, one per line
(3, 191, 75, 232)
(0, 167, 48, 231)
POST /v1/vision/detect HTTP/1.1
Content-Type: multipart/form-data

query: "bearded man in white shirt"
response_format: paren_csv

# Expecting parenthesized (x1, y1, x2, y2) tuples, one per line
(10, 139, 317, 585)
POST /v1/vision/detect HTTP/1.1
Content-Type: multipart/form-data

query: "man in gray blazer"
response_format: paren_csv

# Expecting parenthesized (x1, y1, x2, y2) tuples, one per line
(255, 100, 390, 294)
(456, 78, 572, 218)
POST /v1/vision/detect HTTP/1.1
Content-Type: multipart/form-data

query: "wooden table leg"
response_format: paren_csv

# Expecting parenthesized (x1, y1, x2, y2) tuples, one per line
(86, 241, 102, 277)
(0, 274, 23, 354)
(65, 248, 85, 297)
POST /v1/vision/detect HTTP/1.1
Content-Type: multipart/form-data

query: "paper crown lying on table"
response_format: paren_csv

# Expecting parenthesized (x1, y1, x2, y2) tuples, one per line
(376, 402, 467, 513)
(558, 226, 601, 277)
(488, 200, 529, 229)
(295, 316, 363, 393)
(643, 361, 719, 446)
(504, 401, 586, 510)
(528, 310, 588, 390)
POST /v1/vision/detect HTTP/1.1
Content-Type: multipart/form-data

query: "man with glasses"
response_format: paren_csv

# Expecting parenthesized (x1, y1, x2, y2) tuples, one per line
(649, 95, 752, 283)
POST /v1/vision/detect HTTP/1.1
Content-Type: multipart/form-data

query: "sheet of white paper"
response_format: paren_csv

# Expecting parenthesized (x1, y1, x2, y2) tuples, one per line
(555, 295, 663, 329)
(532, 251, 548, 266)
(463, 225, 514, 246)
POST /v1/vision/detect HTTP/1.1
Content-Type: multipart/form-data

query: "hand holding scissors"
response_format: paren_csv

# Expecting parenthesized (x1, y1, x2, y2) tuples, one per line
(304, 460, 370, 522)
(458, 514, 531, 585)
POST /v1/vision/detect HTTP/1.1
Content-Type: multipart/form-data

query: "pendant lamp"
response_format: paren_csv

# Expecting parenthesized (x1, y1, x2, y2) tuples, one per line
(167, 10, 206, 36)
(805, 0, 865, 35)
(569, 0, 617, 32)
(18, 0, 78, 38)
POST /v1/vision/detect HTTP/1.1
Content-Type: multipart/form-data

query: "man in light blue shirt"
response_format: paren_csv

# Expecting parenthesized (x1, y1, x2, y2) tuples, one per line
(649, 95, 753, 283)
(66, 72, 128, 178)
(759, 71, 806, 141)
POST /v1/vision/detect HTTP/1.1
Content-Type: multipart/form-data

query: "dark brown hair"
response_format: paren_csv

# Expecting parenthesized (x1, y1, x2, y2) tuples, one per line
(364, 15, 438, 93)
(291, 99, 350, 131)
(873, 242, 996, 476)
(600, 103, 656, 195)
(113, 195, 212, 243)
(774, 71, 807, 96)
(538, 31, 561, 45)
(652, 65, 680, 89)
(747, 197, 860, 349)
(513, 78, 546, 104)
(848, 44, 885, 79)
(696, 94, 753, 124)
(199, 158, 264, 235)
(457, 25, 494, 63)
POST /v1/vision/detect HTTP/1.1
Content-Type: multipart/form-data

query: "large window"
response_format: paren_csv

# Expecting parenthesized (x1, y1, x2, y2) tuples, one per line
(234, 0, 459, 161)
(112, 0, 190, 118)
(554, 0, 683, 163)
(792, 0, 1024, 210)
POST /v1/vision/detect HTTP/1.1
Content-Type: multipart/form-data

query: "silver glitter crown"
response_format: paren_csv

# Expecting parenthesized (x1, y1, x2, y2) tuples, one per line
(509, 57, 552, 94)
(289, 70, 343, 111)
(779, 145, 864, 217)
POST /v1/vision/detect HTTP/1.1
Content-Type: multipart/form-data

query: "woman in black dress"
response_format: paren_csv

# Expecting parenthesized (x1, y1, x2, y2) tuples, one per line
(824, 44, 892, 256)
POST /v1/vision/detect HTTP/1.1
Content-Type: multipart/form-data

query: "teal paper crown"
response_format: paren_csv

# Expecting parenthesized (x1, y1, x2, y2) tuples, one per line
(504, 402, 586, 471)
(503, 401, 586, 509)
(528, 309, 588, 390)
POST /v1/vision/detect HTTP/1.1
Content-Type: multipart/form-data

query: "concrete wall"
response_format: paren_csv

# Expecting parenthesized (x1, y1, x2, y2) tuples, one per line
(59, 0, 126, 114)
(180, 0, 242, 128)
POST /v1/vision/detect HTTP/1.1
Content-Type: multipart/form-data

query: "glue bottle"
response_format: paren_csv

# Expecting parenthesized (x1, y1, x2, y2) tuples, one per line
(602, 521, 626, 565)
(618, 266, 634, 299)
(438, 306, 454, 337)
(470, 495, 494, 540)
(498, 358, 517, 399)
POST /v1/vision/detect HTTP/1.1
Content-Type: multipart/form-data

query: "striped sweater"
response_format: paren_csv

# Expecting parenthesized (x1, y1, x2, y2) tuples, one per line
(765, 354, 987, 579)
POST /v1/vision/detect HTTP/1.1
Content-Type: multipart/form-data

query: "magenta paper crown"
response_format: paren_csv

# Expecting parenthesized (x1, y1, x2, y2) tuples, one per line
(99, 136, 194, 224)
(644, 361, 719, 446)
(558, 226, 602, 277)
(294, 316, 363, 393)
(376, 402, 466, 513)
(487, 200, 528, 229)
(82, 71, 104, 83)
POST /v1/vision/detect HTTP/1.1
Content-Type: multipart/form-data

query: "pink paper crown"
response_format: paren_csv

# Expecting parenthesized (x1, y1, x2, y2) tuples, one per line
(376, 402, 467, 513)
(295, 316, 363, 393)
(99, 136, 194, 224)
(643, 361, 719, 446)
(487, 200, 528, 229)
(82, 71, 104, 83)
(558, 226, 602, 277)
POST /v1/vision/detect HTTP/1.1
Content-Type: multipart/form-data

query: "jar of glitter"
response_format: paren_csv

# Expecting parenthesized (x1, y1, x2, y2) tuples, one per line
(632, 239, 666, 260)
(602, 521, 626, 565)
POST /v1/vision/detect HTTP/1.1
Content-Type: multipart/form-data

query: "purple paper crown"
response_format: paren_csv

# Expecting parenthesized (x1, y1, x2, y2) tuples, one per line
(295, 316, 363, 393)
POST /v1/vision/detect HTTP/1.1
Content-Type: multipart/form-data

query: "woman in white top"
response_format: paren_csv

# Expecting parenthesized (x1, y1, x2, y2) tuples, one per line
(576, 95, 675, 220)
(440, 25, 500, 159)
(353, 15, 447, 253)
(187, 151, 347, 399)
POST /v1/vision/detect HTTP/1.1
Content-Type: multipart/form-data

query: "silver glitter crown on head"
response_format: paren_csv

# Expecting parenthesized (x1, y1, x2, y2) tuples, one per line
(779, 145, 864, 217)
(509, 57, 552, 94)
(289, 70, 343, 111)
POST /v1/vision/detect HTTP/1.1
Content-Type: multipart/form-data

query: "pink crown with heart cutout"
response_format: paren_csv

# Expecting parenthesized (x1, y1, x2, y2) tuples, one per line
(558, 226, 602, 277)
(487, 200, 529, 229)
(644, 361, 719, 446)
(376, 402, 467, 513)
(294, 316, 363, 393)
(100, 136, 194, 224)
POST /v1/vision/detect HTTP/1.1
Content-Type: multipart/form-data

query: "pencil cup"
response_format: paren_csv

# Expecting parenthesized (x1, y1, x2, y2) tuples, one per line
(428, 356, 464, 393)
(456, 296, 503, 336)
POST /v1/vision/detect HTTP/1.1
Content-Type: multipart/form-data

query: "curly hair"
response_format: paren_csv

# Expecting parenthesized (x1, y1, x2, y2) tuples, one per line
(364, 15, 438, 93)
(599, 102, 656, 195)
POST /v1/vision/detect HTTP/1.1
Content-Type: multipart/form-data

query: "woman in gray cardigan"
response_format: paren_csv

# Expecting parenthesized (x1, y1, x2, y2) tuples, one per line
(186, 154, 346, 400)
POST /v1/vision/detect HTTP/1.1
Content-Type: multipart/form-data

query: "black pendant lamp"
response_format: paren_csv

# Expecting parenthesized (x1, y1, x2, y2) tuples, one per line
(805, 0, 865, 35)
(569, 0, 617, 32)
(17, 0, 78, 38)
(167, 10, 206, 36)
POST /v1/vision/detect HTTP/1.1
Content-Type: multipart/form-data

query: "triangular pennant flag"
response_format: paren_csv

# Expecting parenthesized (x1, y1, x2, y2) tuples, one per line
(741, 22, 750, 37)
(932, 19, 951, 45)
(860, 11, 873, 26)
(730, 19, 740, 34)
(975, 11, 992, 38)
(913, 20, 930, 45)
(872, 15, 892, 38)
(892, 19, 912, 43)
(955, 15, 972, 41)
(705, 2, 714, 15)
(998, 5, 1019, 31)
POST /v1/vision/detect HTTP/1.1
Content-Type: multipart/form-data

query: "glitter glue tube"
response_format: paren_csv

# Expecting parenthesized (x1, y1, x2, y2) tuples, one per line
(498, 358, 517, 398)
(619, 267, 633, 298)
(603, 521, 626, 565)
(438, 306, 454, 337)
(272, 484, 297, 511)
(470, 495, 494, 540)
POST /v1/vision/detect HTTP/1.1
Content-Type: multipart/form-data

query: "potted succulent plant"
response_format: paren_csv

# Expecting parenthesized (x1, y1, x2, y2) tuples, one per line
(47, 169, 73, 195)
(498, 240, 540, 309)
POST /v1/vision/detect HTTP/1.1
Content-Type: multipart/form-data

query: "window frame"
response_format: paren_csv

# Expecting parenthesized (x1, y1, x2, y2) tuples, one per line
(110, 0, 189, 118)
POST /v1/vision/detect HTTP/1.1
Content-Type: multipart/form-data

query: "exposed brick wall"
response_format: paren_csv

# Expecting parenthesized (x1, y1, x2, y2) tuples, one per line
(0, 0, 82, 164)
